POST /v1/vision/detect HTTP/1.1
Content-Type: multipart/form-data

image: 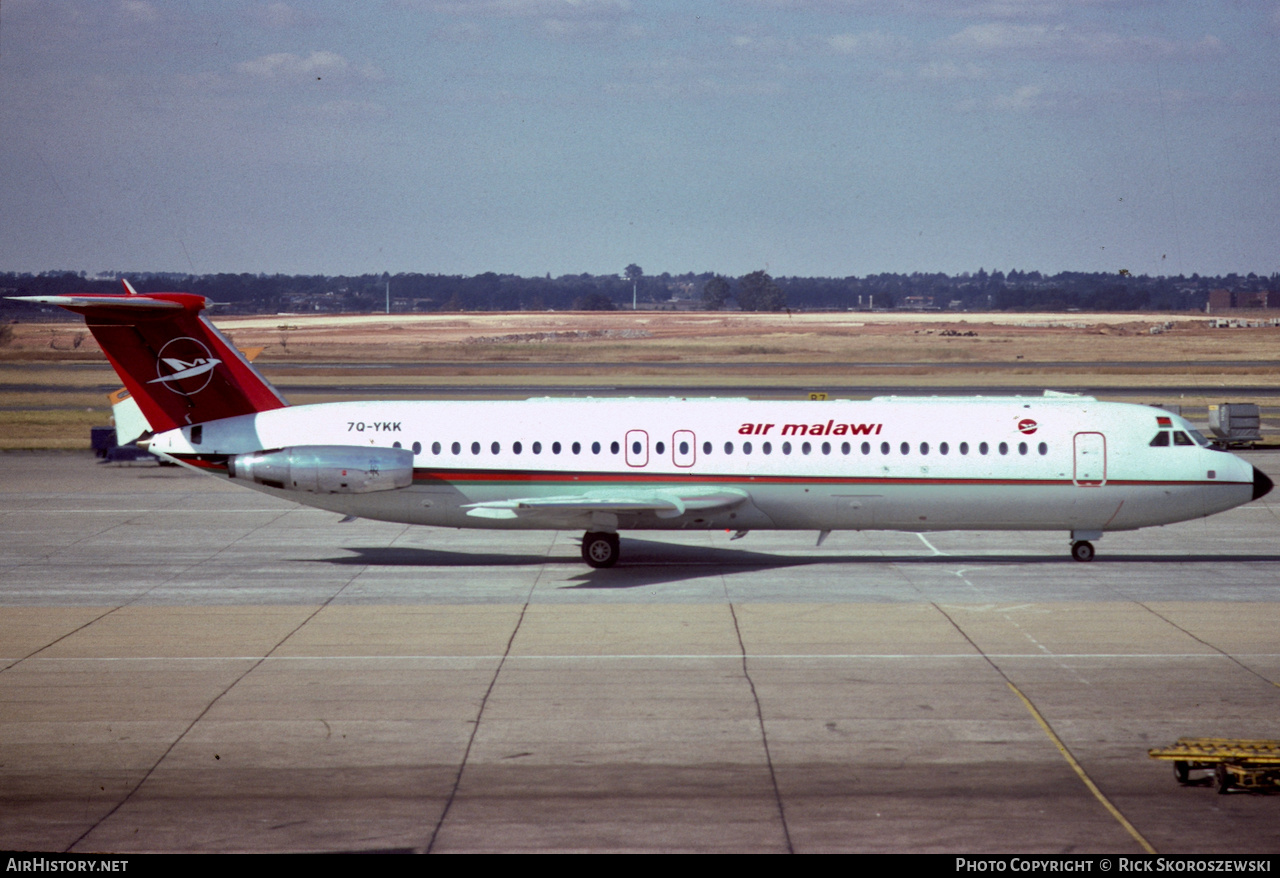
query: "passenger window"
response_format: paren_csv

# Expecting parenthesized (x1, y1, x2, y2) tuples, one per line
(471, 441, 481, 455)
(1018, 442, 1027, 455)
(432, 441, 441, 455)
(572, 442, 581, 455)
(1038, 442, 1047, 455)
(959, 442, 969, 455)
(632, 441, 641, 454)
(743, 441, 752, 454)
(762, 442, 772, 454)
(703, 441, 712, 454)
(821, 442, 831, 455)
(655, 441, 665, 454)
(998, 442, 1008, 455)
(611, 441, 620, 454)
(900, 442, 910, 455)
(861, 442, 871, 455)
(979, 442, 989, 455)
(939, 442, 948, 455)
(783, 442, 792, 455)
(841, 442, 851, 455)
(451, 441, 461, 455)
(679, 441, 689, 454)
(491, 441, 500, 454)
(552, 441, 561, 454)
(724, 441, 734, 454)
(802, 442, 812, 455)
(1173, 431, 1194, 446)
(881, 442, 890, 455)
(920, 442, 929, 455)
(591, 441, 600, 454)
(513, 441, 522, 454)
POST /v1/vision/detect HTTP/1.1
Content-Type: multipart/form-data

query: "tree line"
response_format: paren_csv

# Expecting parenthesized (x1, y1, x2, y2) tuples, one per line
(2, 267, 1275, 318)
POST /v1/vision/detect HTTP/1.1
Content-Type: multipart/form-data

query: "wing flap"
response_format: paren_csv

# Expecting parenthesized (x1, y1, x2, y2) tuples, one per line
(463, 487, 748, 521)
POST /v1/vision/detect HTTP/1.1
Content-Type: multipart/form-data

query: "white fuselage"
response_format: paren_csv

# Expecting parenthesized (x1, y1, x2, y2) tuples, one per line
(146, 395, 1259, 538)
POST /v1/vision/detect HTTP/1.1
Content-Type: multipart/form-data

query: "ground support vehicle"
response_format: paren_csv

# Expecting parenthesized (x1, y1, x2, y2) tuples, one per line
(1149, 738, 1280, 794)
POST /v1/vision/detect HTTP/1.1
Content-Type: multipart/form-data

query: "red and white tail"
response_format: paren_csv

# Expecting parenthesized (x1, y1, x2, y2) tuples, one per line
(12, 280, 287, 432)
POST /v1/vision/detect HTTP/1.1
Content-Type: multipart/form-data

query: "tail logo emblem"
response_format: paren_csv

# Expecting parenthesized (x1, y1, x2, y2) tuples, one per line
(150, 337, 221, 394)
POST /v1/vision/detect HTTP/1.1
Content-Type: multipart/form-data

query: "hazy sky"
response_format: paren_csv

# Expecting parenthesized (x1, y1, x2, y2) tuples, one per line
(2, 1, 1277, 280)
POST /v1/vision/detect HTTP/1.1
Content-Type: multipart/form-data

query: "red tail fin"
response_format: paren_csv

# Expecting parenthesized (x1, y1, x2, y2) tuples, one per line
(13, 281, 287, 431)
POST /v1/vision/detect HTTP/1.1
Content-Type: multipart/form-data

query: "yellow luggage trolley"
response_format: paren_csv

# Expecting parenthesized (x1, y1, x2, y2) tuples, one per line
(1148, 738, 1280, 794)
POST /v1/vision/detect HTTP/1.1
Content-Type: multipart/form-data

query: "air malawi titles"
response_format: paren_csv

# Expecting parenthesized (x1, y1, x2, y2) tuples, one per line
(738, 421, 884, 436)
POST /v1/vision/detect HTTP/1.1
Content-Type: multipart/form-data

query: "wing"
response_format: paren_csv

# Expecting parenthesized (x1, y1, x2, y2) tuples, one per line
(463, 486, 749, 521)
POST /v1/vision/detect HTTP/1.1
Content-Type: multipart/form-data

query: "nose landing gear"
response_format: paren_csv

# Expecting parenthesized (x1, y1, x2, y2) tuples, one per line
(1071, 540, 1095, 562)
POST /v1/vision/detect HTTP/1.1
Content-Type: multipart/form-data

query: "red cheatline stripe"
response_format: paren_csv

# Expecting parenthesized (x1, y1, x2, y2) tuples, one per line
(408, 469, 1244, 489)
(162, 455, 1249, 489)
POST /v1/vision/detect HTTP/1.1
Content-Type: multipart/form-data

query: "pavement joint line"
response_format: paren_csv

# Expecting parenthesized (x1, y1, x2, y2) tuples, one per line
(1087, 563, 1280, 690)
(1124, 599, 1280, 691)
(5, 653, 1277, 662)
(63, 519, 364, 854)
(886, 560, 1157, 854)
(10, 508, 301, 513)
(1004, 680, 1156, 855)
(0, 505, 302, 675)
(424, 535, 550, 854)
(928, 599, 1158, 856)
(725, 589, 794, 854)
(3, 451, 1279, 852)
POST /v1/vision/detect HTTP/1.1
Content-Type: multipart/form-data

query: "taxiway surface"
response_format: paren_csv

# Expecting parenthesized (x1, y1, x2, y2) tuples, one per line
(1, 451, 1277, 853)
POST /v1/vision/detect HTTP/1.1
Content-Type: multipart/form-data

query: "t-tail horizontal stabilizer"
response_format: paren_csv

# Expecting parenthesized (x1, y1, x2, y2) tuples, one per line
(10, 281, 288, 431)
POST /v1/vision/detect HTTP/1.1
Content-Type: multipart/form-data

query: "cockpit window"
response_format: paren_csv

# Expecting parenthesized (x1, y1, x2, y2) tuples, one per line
(1153, 427, 1212, 449)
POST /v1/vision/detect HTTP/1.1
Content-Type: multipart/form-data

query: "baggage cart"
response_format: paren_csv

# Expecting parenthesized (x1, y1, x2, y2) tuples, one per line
(1148, 738, 1280, 794)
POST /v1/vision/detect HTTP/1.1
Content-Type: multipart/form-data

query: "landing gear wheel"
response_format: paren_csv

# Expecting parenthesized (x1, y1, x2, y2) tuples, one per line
(1173, 761, 1191, 785)
(1214, 763, 1233, 795)
(1071, 540, 1096, 562)
(581, 531, 620, 569)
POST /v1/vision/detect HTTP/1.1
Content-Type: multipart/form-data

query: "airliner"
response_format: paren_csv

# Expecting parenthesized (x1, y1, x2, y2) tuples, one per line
(15, 282, 1272, 568)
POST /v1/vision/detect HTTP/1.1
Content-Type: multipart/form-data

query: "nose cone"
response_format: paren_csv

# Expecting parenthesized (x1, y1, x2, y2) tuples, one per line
(1254, 466, 1274, 501)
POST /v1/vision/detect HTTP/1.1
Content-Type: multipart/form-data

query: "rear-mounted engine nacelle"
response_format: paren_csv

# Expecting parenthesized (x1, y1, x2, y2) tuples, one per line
(228, 445, 414, 494)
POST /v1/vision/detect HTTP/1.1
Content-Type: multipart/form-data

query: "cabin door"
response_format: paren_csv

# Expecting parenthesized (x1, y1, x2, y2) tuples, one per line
(1073, 432, 1106, 486)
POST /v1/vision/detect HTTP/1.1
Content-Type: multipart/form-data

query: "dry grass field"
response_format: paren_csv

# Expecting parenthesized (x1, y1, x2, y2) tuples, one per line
(2, 310, 1278, 448)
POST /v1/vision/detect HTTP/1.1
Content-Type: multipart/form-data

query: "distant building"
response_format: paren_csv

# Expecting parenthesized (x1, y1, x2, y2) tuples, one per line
(1206, 288, 1280, 312)
(899, 295, 935, 310)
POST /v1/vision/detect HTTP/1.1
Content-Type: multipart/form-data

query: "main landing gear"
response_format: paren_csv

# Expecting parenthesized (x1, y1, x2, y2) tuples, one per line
(1070, 540, 1096, 563)
(581, 531, 620, 568)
